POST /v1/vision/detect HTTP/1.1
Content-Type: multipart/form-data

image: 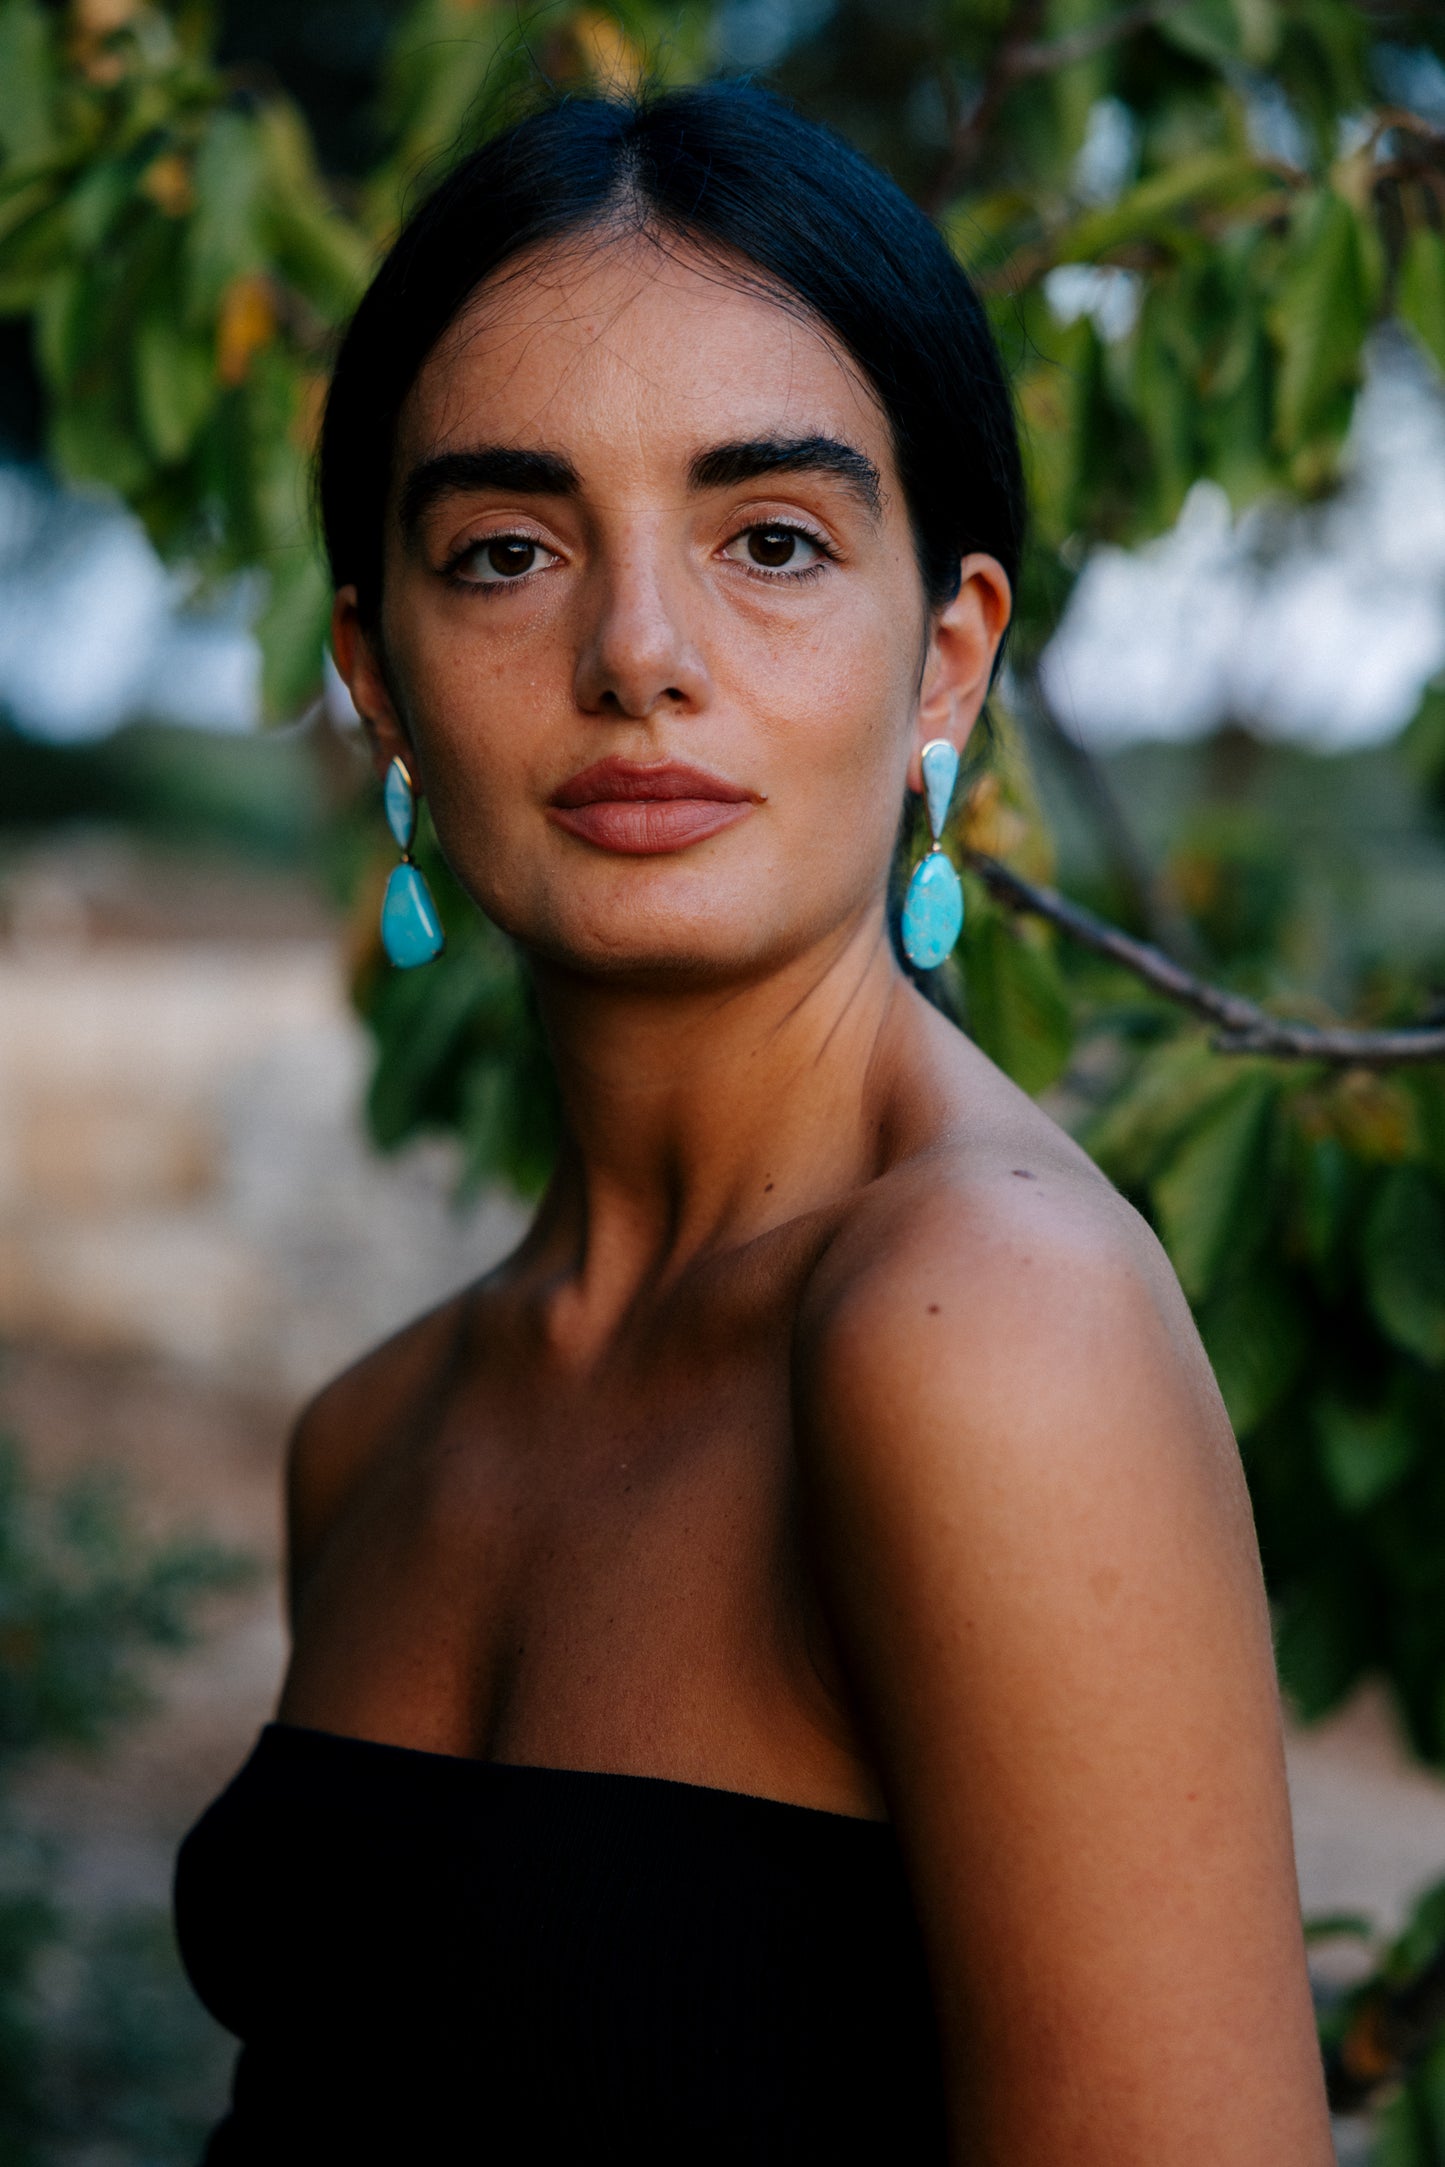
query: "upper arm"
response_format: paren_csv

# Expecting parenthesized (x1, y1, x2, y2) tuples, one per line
(795, 1181, 1331, 2166)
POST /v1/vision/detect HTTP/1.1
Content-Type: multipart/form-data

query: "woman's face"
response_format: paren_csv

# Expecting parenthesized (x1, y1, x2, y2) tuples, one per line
(336, 231, 1009, 987)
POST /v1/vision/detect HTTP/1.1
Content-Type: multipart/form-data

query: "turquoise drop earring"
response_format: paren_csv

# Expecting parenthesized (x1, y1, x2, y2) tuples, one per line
(380, 756, 444, 968)
(901, 739, 964, 971)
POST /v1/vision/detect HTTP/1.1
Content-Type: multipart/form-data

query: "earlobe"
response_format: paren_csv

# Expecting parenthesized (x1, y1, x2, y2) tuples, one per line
(331, 586, 415, 784)
(908, 552, 1012, 790)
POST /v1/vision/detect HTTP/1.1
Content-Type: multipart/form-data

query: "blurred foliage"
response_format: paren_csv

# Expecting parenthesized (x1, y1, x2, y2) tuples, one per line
(6, 0, 1445, 1921)
(8, 2, 1445, 2142)
(0, 712, 326, 859)
(1317, 1874, 1445, 2159)
(1091, 1045, 1445, 1748)
(0, 1430, 248, 2163)
(0, 1437, 247, 1771)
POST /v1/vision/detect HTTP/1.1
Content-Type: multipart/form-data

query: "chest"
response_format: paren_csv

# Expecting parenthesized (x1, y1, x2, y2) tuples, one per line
(281, 1323, 825, 1773)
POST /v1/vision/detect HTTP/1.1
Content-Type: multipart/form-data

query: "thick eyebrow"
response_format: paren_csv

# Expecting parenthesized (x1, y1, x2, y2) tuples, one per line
(398, 446, 581, 538)
(687, 435, 882, 520)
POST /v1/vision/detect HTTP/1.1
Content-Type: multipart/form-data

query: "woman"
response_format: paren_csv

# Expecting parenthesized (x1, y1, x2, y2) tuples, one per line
(175, 83, 1334, 2164)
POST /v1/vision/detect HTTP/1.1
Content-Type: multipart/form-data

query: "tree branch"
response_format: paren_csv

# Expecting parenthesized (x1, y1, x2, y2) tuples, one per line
(920, 0, 1050, 218)
(1009, 1, 1175, 82)
(921, 0, 1182, 213)
(967, 852, 1445, 1067)
(1022, 683, 1201, 960)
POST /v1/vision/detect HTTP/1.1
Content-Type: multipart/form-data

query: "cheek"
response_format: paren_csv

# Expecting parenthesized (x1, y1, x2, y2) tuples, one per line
(731, 595, 918, 838)
(382, 597, 558, 824)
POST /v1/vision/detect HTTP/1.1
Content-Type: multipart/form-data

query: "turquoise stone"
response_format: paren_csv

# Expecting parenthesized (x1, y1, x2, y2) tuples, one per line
(384, 758, 417, 850)
(920, 738, 960, 842)
(381, 862, 444, 967)
(901, 849, 963, 970)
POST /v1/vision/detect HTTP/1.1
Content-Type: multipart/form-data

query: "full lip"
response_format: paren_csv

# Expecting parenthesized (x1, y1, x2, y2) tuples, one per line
(547, 756, 761, 856)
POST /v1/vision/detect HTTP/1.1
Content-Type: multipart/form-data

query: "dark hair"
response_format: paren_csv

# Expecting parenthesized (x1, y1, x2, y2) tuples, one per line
(318, 82, 1024, 633)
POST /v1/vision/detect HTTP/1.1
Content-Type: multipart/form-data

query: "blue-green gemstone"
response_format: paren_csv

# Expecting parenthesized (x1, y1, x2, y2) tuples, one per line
(920, 739, 960, 842)
(381, 862, 444, 967)
(901, 849, 963, 970)
(384, 759, 417, 850)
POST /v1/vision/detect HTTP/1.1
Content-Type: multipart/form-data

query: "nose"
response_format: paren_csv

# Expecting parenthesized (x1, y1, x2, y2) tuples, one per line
(572, 537, 711, 723)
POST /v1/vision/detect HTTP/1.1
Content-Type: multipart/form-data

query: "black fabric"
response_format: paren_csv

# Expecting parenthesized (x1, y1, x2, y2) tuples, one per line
(174, 1723, 949, 2164)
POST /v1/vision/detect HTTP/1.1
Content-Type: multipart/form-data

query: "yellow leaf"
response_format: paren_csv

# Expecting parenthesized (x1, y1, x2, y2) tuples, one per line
(71, 0, 139, 30)
(573, 9, 644, 94)
(958, 773, 1027, 858)
(290, 371, 327, 455)
(216, 272, 276, 388)
(1326, 1071, 1417, 1165)
(140, 152, 193, 219)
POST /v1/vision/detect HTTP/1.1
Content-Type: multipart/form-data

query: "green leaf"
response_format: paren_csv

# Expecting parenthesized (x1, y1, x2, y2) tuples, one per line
(1404, 1070, 1445, 1191)
(134, 311, 216, 464)
(365, 931, 499, 1151)
(1056, 153, 1272, 265)
(1399, 223, 1445, 380)
(1369, 2083, 1431, 2167)
(1274, 1569, 1372, 1721)
(1197, 1265, 1308, 1436)
(1296, 1130, 1357, 1286)
(255, 545, 330, 720)
(962, 910, 1072, 1096)
(66, 156, 136, 254)
(1317, 1392, 1418, 1513)
(0, 0, 56, 168)
(186, 109, 264, 318)
(1364, 1168, 1445, 1366)
(33, 261, 86, 387)
(1158, 0, 1280, 69)
(1151, 1071, 1279, 1301)
(1085, 1035, 1244, 1192)
(49, 395, 149, 498)
(254, 100, 369, 321)
(1271, 189, 1376, 460)
(1410, 2031, 1445, 2154)
(1301, 1911, 1375, 1943)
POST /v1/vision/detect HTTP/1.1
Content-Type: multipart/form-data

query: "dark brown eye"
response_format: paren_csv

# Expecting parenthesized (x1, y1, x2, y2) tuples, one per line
(747, 526, 800, 568)
(453, 534, 559, 587)
(485, 538, 537, 577)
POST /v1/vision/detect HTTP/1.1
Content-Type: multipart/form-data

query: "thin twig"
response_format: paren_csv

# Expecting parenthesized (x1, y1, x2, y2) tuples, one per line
(922, 0, 1182, 213)
(921, 0, 1049, 217)
(1009, 1, 1175, 81)
(1023, 688, 1200, 960)
(967, 852, 1445, 1067)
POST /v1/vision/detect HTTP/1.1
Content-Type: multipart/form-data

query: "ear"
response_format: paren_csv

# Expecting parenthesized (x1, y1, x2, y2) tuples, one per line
(331, 586, 418, 788)
(907, 553, 1013, 794)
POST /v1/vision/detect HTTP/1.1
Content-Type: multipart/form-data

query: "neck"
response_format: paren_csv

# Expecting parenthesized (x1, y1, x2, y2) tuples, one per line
(523, 908, 912, 1331)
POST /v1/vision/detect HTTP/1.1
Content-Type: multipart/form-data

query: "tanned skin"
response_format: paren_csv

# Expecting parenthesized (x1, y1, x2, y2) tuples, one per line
(288, 230, 1334, 2163)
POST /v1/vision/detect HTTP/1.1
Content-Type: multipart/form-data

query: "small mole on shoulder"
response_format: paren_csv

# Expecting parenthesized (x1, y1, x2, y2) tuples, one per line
(927, 1303, 940, 1315)
(1011, 1168, 1036, 1180)
(764, 1181, 774, 1193)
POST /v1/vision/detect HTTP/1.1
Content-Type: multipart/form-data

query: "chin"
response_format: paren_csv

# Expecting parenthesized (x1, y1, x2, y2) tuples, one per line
(498, 893, 796, 987)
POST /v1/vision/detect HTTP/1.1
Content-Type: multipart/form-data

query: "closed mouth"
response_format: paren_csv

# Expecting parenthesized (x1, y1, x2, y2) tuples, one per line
(547, 757, 759, 856)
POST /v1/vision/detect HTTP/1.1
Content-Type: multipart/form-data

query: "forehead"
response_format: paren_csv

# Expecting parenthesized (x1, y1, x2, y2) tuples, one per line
(396, 229, 895, 480)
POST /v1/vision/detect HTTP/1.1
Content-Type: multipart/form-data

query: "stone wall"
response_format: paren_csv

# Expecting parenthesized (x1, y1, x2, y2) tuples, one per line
(0, 841, 523, 1397)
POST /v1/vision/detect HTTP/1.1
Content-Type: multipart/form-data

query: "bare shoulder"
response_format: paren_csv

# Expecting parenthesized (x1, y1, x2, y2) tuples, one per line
(792, 1095, 1263, 1695)
(284, 1290, 470, 1612)
(791, 1097, 1330, 2159)
(797, 1092, 1234, 1513)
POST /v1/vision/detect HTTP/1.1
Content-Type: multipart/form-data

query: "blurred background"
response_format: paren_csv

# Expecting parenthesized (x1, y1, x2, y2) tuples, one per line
(2, 0, 1445, 2159)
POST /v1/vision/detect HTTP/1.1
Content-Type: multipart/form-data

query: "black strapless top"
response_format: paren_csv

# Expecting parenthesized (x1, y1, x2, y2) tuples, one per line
(174, 1723, 948, 2164)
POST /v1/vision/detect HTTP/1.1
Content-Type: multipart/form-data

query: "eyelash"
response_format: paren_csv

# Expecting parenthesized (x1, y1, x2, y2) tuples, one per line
(440, 519, 839, 594)
(441, 532, 556, 594)
(723, 519, 837, 583)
